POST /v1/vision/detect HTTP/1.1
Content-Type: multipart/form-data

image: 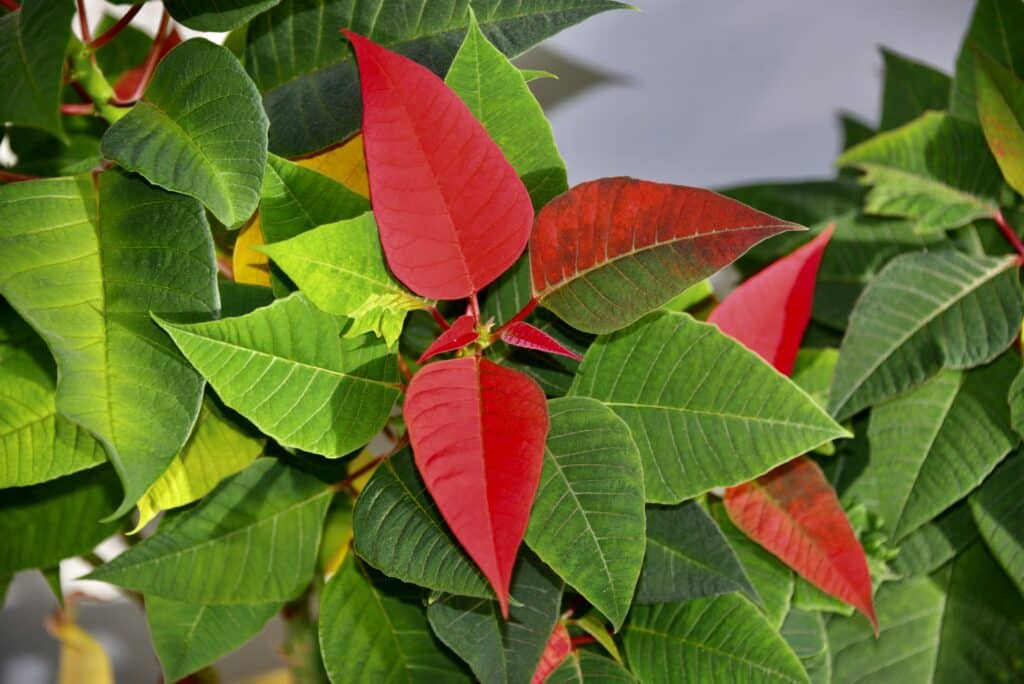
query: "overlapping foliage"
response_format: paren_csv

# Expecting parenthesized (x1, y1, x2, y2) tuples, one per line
(2, 1, 1023, 682)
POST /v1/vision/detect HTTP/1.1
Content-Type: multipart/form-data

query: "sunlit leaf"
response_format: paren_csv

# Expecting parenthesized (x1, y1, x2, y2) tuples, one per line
(974, 48, 1024, 195)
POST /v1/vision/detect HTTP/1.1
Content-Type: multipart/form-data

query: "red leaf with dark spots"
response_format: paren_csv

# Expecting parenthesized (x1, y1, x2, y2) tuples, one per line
(531, 623, 572, 684)
(725, 457, 878, 633)
(708, 226, 834, 375)
(529, 177, 802, 333)
(112, 30, 182, 101)
(418, 314, 479, 363)
(343, 30, 534, 300)
(404, 357, 549, 615)
(500, 322, 582, 361)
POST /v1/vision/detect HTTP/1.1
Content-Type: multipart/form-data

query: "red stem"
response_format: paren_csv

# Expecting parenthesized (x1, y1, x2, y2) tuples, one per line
(493, 297, 538, 336)
(0, 0, 19, 11)
(61, 102, 95, 115)
(428, 305, 450, 331)
(570, 635, 597, 647)
(397, 354, 413, 383)
(469, 292, 482, 324)
(75, 0, 91, 45)
(994, 209, 1024, 264)
(0, 170, 38, 183)
(89, 4, 143, 50)
(117, 10, 170, 104)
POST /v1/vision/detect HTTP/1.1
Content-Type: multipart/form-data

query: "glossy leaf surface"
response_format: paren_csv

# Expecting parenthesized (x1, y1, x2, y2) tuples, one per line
(345, 30, 533, 299)
(418, 314, 480, 363)
(158, 294, 400, 457)
(405, 357, 549, 614)
(531, 178, 801, 334)
(829, 251, 1022, 420)
(165, 0, 282, 31)
(570, 312, 848, 502)
(501, 322, 583, 361)
(523, 397, 645, 629)
(102, 39, 269, 229)
(724, 457, 877, 630)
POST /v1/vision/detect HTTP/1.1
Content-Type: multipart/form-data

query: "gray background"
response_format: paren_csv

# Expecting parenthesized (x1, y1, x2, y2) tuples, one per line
(1, 1, 972, 682)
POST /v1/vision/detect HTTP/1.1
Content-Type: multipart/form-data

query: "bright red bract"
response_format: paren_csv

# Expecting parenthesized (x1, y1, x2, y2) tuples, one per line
(500, 321, 582, 361)
(403, 357, 549, 616)
(708, 227, 834, 375)
(724, 458, 878, 632)
(417, 314, 479, 363)
(531, 623, 572, 684)
(343, 30, 534, 300)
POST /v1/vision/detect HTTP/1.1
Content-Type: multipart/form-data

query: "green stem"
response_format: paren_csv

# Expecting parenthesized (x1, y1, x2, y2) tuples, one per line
(67, 38, 128, 125)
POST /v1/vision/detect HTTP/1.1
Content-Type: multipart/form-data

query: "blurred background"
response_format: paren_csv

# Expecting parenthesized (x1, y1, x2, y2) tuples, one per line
(1, 1, 973, 681)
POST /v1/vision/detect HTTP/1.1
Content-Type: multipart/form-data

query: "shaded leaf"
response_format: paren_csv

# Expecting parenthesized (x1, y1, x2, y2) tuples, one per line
(445, 11, 568, 210)
(531, 178, 801, 334)
(147, 596, 278, 682)
(828, 251, 1022, 421)
(0, 173, 218, 515)
(725, 458, 876, 630)
(165, 0, 282, 31)
(418, 314, 479, 363)
(569, 312, 848, 503)
(157, 293, 400, 458)
(319, 555, 470, 683)
(427, 551, 563, 684)
(890, 504, 977, 577)
(969, 452, 1024, 593)
(111, 30, 182, 102)
(102, 39, 269, 228)
(405, 357, 549, 614)
(87, 459, 331, 604)
(839, 114, 876, 151)
(974, 48, 1024, 196)
(0, 0, 74, 141)
(352, 448, 491, 599)
(245, 0, 629, 156)
(878, 49, 951, 131)
(547, 651, 635, 684)
(623, 594, 809, 684)
(950, 0, 1024, 123)
(837, 112, 1003, 233)
(345, 30, 533, 300)
(523, 397, 645, 629)
(791, 349, 838, 409)
(866, 354, 1019, 540)
(780, 609, 830, 684)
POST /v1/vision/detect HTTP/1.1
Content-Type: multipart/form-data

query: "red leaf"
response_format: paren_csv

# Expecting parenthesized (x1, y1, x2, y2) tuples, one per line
(529, 177, 802, 333)
(417, 314, 479, 363)
(343, 30, 534, 300)
(500, 322, 583, 361)
(112, 30, 182, 101)
(708, 226, 833, 375)
(531, 623, 572, 684)
(724, 457, 878, 632)
(404, 357, 549, 615)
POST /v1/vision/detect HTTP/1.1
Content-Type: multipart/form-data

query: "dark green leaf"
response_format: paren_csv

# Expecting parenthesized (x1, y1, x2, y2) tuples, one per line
(950, 0, 1024, 123)
(102, 39, 269, 229)
(878, 49, 951, 131)
(547, 651, 636, 683)
(781, 608, 830, 684)
(890, 504, 977, 577)
(839, 113, 876, 151)
(974, 48, 1024, 196)
(166, 0, 283, 31)
(969, 452, 1024, 593)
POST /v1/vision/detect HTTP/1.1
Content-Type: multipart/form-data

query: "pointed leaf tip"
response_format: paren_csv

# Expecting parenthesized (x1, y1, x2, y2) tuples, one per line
(709, 225, 833, 376)
(500, 322, 583, 361)
(346, 30, 533, 300)
(418, 314, 479, 363)
(404, 357, 549, 615)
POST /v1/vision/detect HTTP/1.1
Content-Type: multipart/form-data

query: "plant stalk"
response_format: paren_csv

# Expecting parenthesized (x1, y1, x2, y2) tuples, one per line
(993, 209, 1024, 263)
(67, 39, 128, 125)
(89, 4, 143, 50)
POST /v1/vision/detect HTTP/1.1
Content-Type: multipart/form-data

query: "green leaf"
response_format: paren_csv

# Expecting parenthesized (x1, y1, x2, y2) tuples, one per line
(780, 608, 830, 684)
(970, 452, 1024, 594)
(427, 551, 563, 684)
(6, 119, 104, 177)
(547, 651, 636, 683)
(218, 280, 275, 318)
(0, 0, 74, 141)
(352, 448, 491, 598)
(101, 39, 269, 229)
(319, 555, 471, 683)
(974, 48, 1024, 196)
(245, 0, 630, 156)
(837, 112, 1003, 233)
(950, 0, 1024, 123)
(0, 350, 106, 488)
(93, 14, 153, 82)
(839, 113, 876, 151)
(867, 354, 1019, 541)
(522, 397, 643, 628)
(878, 49, 951, 131)
(663, 280, 714, 313)
(0, 173, 219, 515)
(157, 293, 400, 458)
(623, 594, 810, 684)
(0, 466, 121, 575)
(87, 459, 331, 604)
(133, 401, 265, 532)
(569, 312, 849, 503)
(711, 502, 793, 629)
(828, 251, 1022, 421)
(147, 596, 279, 682)
(165, 0, 282, 31)
(635, 501, 757, 605)
(791, 348, 838, 409)
(445, 11, 568, 210)
(792, 575, 854, 617)
(1011, 364, 1024, 437)
(573, 611, 623, 664)
(41, 565, 62, 606)
(260, 153, 370, 244)
(260, 213, 426, 347)
(890, 504, 977, 577)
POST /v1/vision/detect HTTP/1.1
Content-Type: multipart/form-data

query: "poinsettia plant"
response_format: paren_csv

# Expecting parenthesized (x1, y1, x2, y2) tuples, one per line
(2, 0, 1024, 682)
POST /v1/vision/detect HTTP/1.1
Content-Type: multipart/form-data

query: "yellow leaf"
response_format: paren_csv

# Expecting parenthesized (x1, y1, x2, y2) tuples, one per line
(47, 611, 114, 684)
(345, 447, 381, 495)
(233, 215, 272, 286)
(132, 402, 264, 532)
(237, 669, 293, 684)
(296, 134, 370, 198)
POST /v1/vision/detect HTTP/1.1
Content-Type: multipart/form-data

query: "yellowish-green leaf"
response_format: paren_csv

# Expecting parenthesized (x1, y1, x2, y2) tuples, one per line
(974, 49, 1024, 196)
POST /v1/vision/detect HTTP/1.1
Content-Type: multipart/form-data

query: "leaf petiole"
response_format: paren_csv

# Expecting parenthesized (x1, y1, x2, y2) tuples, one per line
(88, 4, 143, 50)
(993, 209, 1024, 263)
